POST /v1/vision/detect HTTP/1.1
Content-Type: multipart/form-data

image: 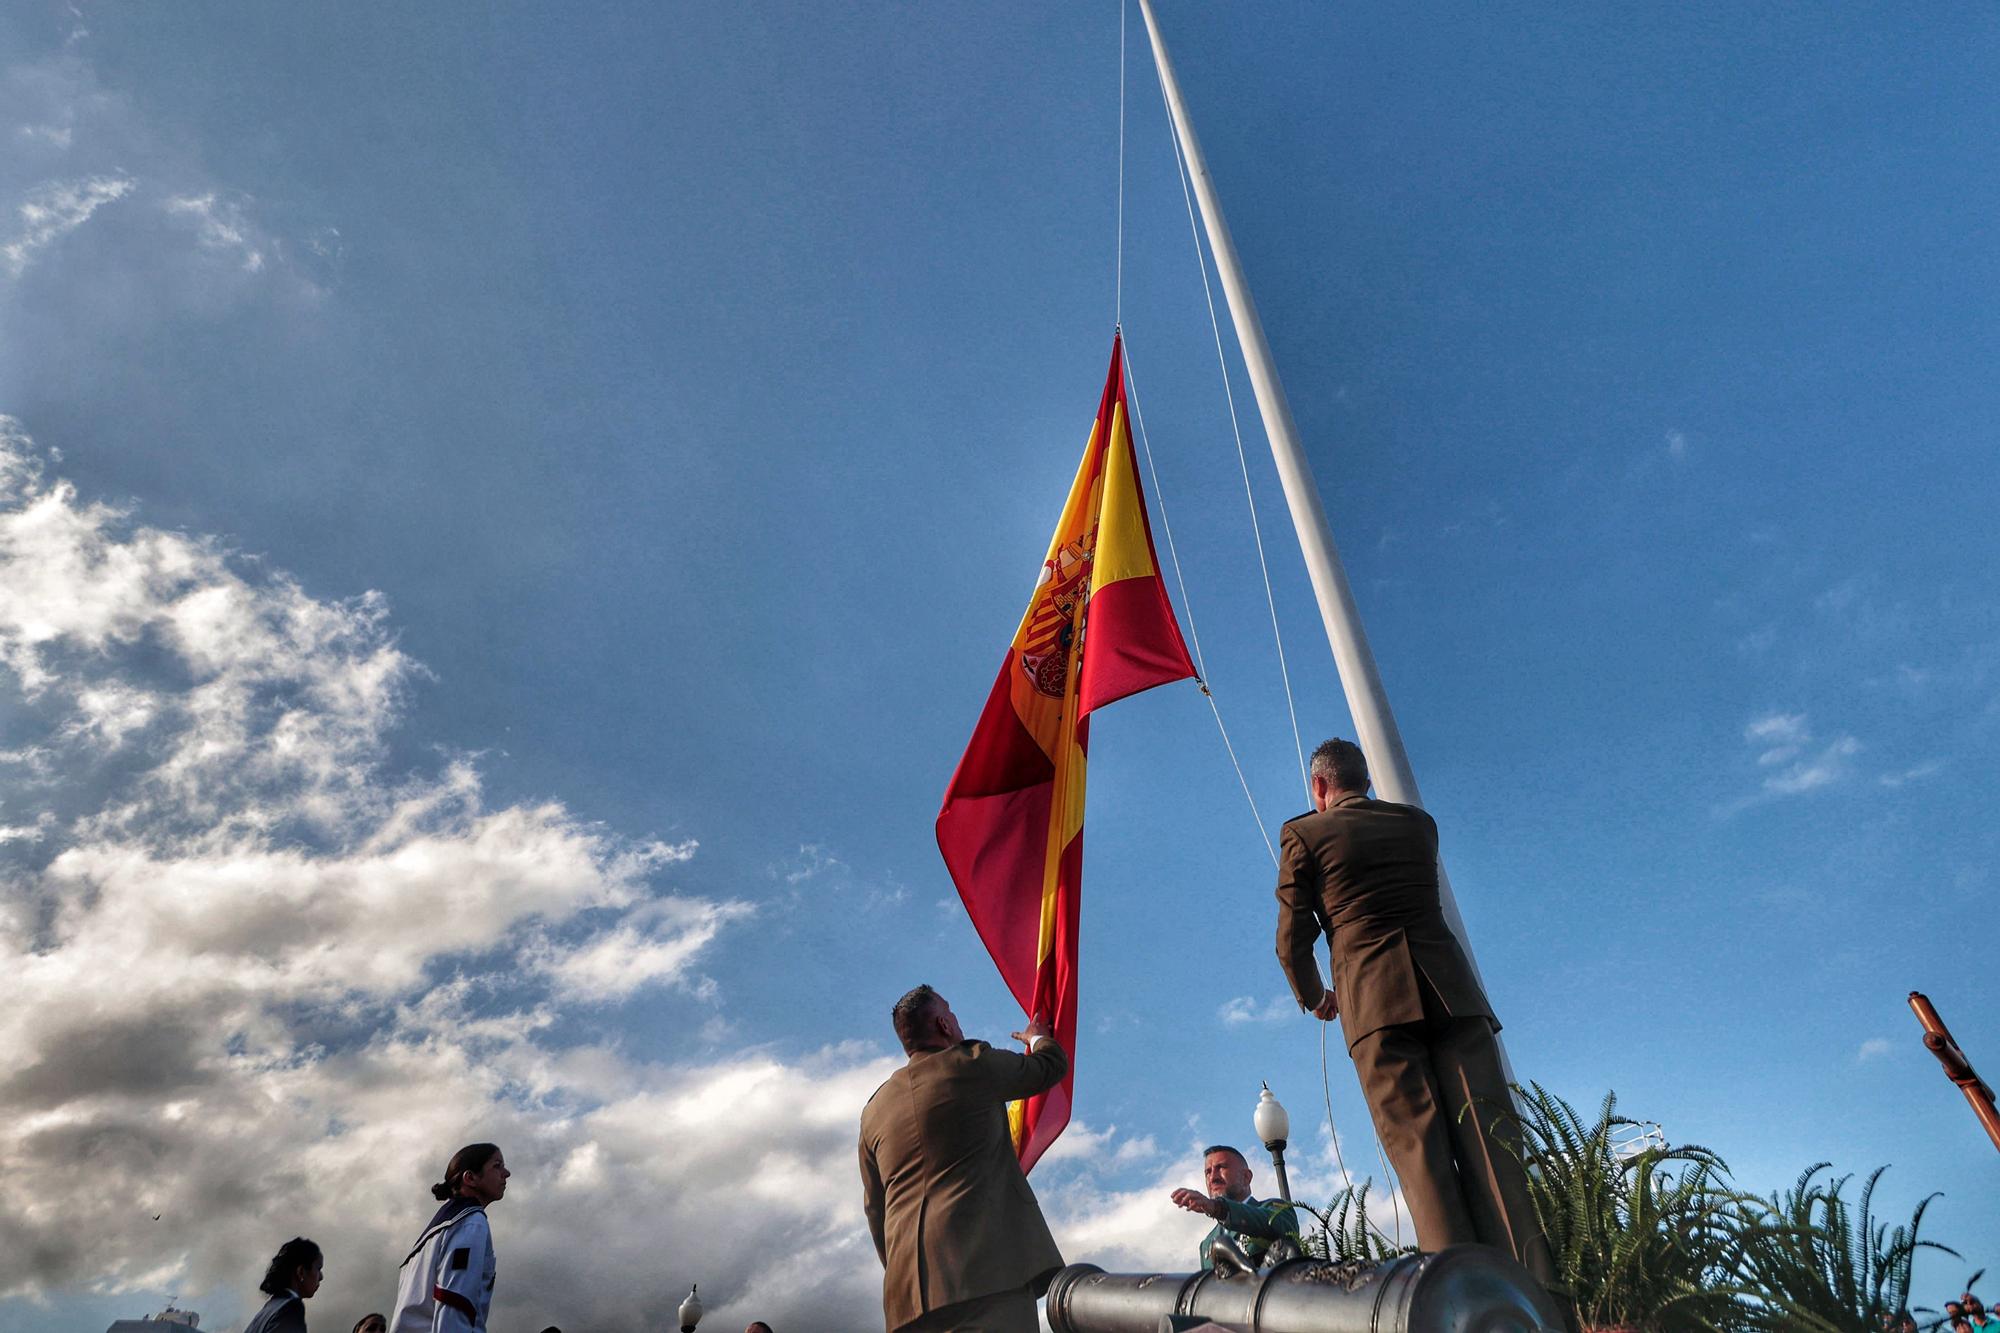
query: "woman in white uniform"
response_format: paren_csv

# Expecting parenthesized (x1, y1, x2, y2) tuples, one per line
(390, 1143, 510, 1333)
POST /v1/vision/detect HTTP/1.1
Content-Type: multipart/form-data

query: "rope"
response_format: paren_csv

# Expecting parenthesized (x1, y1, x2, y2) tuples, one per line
(1136, 34, 1401, 1255)
(1319, 1020, 1358, 1198)
(1114, 0, 1127, 327)
(1144, 13, 1408, 1256)
(1376, 1143, 1405, 1250)
(1321, 1020, 1406, 1253)
(1148, 49, 1311, 801)
(1123, 345, 1276, 867)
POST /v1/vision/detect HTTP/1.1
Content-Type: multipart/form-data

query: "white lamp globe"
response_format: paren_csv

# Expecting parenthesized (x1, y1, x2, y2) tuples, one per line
(1254, 1083, 1290, 1147)
(678, 1284, 703, 1331)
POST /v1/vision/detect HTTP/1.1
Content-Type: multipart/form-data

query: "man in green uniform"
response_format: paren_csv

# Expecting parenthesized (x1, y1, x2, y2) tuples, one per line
(1169, 1145, 1298, 1270)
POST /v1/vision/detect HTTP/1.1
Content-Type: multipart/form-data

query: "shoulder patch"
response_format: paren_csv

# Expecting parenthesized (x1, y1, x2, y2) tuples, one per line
(450, 1247, 470, 1270)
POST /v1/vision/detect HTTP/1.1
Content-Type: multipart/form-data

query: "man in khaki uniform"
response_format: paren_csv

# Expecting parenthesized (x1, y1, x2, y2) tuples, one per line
(1274, 738, 1552, 1283)
(859, 985, 1066, 1333)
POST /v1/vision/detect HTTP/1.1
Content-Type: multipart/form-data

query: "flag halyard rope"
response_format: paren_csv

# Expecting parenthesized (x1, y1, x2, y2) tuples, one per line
(1319, 1020, 1361, 1216)
(1133, 328, 1404, 1256)
(1117, 0, 1271, 863)
(1148, 52, 1311, 803)
(1123, 346, 1276, 869)
(1115, 0, 1127, 328)
(1138, 29, 1405, 1252)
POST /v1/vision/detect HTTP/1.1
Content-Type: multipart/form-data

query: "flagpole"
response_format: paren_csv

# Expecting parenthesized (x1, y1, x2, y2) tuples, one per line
(1134, 0, 1507, 1059)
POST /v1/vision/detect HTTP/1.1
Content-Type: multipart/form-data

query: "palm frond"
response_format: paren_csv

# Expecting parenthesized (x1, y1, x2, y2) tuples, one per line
(1512, 1082, 1756, 1333)
(1735, 1163, 1956, 1333)
(1295, 1180, 1416, 1265)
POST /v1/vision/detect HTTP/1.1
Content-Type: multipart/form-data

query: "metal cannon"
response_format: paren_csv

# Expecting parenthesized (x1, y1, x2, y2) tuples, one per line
(1045, 1247, 1566, 1333)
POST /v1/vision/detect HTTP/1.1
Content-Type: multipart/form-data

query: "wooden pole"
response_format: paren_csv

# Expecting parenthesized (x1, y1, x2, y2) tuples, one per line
(1909, 991, 2000, 1154)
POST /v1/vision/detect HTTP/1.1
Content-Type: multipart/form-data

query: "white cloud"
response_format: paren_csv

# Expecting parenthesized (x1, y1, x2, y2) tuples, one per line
(529, 892, 755, 1004)
(1856, 1037, 1893, 1064)
(63, 680, 158, 746)
(1733, 713, 1859, 802)
(1044, 1156, 1209, 1274)
(1217, 995, 1296, 1026)
(775, 841, 907, 910)
(1665, 429, 1688, 461)
(1745, 715, 1803, 741)
(1879, 759, 1944, 789)
(0, 47, 334, 326)
(0, 423, 808, 1327)
(1763, 736, 1859, 796)
(15, 123, 73, 150)
(1036, 1122, 1163, 1170)
(1745, 711, 1807, 753)
(2, 171, 132, 275)
(781, 841, 844, 884)
(164, 191, 269, 274)
(0, 812, 51, 844)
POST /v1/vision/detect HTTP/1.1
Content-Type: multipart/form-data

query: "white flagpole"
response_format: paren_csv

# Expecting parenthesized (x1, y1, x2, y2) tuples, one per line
(1134, 0, 1508, 1059)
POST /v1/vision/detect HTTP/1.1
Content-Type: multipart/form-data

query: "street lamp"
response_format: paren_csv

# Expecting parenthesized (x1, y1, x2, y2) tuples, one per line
(678, 1284, 703, 1332)
(1254, 1082, 1292, 1203)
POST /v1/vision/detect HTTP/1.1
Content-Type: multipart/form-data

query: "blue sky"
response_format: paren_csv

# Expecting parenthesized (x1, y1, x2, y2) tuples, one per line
(2, 3, 1996, 1330)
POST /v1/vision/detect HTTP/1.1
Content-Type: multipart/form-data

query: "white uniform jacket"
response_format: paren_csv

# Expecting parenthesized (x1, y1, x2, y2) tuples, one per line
(391, 1198, 496, 1333)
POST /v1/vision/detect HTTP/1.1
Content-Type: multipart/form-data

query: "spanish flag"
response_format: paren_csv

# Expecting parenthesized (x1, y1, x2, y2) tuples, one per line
(936, 332, 1195, 1170)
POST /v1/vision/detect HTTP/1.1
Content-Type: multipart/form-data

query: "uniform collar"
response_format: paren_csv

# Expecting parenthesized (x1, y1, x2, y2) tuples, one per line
(424, 1194, 484, 1232)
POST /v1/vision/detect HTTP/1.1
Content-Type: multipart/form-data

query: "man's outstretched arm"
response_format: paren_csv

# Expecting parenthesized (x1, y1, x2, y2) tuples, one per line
(1218, 1196, 1299, 1240)
(971, 1016, 1068, 1102)
(1170, 1190, 1297, 1237)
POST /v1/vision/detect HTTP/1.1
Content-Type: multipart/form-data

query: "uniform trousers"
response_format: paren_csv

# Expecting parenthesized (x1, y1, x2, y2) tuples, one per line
(898, 1286, 1038, 1333)
(1348, 990, 1554, 1284)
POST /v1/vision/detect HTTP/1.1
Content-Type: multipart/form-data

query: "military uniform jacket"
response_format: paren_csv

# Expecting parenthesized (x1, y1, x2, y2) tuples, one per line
(1274, 795, 1495, 1051)
(391, 1198, 495, 1333)
(859, 1038, 1068, 1332)
(241, 1292, 306, 1333)
(1198, 1194, 1299, 1270)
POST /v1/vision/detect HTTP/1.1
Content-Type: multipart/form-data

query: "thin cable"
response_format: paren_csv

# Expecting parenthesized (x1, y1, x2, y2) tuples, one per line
(1318, 1020, 1358, 1198)
(1114, 0, 1127, 326)
(1138, 29, 1400, 1257)
(1376, 1141, 1405, 1250)
(1148, 54, 1311, 800)
(1124, 344, 1276, 867)
(1321, 1021, 1405, 1253)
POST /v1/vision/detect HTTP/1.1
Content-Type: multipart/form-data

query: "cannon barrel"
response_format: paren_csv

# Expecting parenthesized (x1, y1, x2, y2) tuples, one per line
(1045, 1247, 1565, 1333)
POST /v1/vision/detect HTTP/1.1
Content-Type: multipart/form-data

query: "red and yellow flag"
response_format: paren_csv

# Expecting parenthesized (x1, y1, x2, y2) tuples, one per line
(936, 332, 1195, 1170)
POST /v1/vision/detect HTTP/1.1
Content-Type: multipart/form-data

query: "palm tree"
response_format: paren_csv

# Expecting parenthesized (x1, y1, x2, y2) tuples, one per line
(1735, 1165, 1954, 1333)
(1512, 1082, 1752, 1332)
(1296, 1180, 1415, 1265)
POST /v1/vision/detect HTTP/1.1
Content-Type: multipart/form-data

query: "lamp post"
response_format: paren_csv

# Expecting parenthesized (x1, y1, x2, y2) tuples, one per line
(1254, 1083, 1292, 1203)
(677, 1284, 703, 1332)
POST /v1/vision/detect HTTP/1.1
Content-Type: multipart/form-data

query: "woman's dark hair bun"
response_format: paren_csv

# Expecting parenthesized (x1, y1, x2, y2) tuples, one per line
(258, 1237, 321, 1297)
(433, 1142, 501, 1200)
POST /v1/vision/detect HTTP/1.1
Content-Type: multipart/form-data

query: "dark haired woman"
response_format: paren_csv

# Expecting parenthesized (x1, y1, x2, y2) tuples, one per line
(243, 1237, 322, 1333)
(389, 1143, 509, 1333)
